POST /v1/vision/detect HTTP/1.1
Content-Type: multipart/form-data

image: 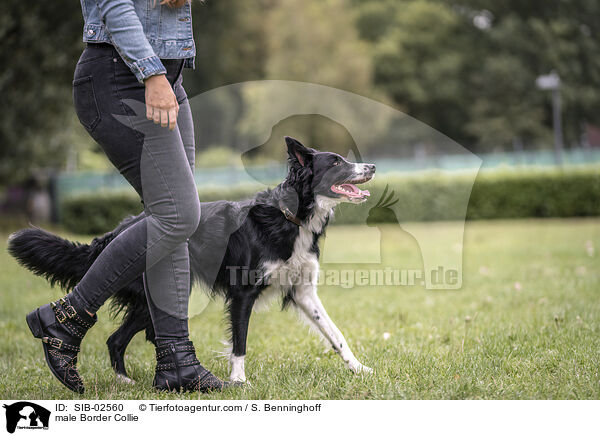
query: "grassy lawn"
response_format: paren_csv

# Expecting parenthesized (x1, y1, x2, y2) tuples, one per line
(0, 218, 599, 399)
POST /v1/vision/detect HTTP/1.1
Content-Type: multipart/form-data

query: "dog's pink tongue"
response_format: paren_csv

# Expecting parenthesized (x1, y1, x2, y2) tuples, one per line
(340, 184, 370, 197)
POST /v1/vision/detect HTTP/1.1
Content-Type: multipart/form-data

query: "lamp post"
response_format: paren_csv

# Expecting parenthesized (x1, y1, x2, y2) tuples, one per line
(536, 71, 564, 165)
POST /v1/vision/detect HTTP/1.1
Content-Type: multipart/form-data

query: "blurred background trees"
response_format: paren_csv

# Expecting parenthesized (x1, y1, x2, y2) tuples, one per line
(1, 0, 600, 186)
(0, 1, 84, 186)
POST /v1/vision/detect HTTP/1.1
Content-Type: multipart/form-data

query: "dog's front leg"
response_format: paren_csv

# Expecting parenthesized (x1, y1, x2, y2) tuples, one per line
(227, 294, 257, 383)
(293, 284, 373, 374)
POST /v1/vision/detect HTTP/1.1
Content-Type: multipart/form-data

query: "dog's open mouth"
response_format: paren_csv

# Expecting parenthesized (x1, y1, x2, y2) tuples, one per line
(331, 177, 372, 201)
(331, 183, 370, 199)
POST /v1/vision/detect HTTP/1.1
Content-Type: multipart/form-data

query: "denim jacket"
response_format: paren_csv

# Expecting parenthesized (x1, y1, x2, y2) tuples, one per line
(79, 0, 195, 82)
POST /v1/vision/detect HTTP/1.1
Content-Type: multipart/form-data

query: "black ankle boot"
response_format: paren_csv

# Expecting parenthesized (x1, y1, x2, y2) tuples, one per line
(25, 294, 96, 394)
(153, 340, 229, 393)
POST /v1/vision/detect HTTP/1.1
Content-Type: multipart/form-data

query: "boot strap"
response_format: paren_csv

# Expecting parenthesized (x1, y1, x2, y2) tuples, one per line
(156, 358, 201, 371)
(42, 336, 80, 352)
(50, 301, 69, 323)
(155, 342, 196, 360)
(49, 306, 85, 339)
(51, 298, 94, 329)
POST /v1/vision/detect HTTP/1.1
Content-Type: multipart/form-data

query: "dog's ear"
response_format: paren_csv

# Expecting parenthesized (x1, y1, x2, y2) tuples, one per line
(285, 136, 313, 167)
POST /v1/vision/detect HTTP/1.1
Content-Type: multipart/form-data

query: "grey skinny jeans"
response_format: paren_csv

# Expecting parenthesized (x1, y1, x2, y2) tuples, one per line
(70, 43, 199, 342)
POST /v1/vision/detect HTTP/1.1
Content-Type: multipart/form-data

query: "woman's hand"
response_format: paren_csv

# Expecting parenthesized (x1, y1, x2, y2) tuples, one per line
(144, 74, 179, 130)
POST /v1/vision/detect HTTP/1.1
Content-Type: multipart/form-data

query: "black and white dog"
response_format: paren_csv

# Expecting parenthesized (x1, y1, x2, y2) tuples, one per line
(9, 137, 376, 383)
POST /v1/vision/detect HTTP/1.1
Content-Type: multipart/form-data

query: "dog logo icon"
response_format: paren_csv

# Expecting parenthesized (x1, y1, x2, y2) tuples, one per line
(3, 402, 50, 433)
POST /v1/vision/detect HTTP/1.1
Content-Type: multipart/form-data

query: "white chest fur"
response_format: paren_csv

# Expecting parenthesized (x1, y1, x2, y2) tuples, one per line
(256, 196, 336, 308)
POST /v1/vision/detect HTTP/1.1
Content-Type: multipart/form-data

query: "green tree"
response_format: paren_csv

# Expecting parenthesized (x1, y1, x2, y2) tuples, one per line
(453, 0, 600, 149)
(0, 1, 84, 185)
(354, 0, 600, 151)
(365, 0, 475, 146)
(185, 0, 272, 95)
(263, 0, 372, 94)
(235, 0, 377, 156)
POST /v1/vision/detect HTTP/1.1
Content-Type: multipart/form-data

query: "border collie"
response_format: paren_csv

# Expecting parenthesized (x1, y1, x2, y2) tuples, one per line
(8, 137, 376, 383)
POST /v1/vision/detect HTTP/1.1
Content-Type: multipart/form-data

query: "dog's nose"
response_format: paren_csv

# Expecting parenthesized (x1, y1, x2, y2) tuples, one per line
(365, 164, 376, 173)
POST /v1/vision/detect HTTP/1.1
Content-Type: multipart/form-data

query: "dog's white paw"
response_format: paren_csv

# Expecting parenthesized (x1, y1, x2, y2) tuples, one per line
(349, 363, 374, 375)
(230, 376, 250, 387)
(116, 374, 136, 385)
(230, 374, 247, 383)
(360, 365, 374, 374)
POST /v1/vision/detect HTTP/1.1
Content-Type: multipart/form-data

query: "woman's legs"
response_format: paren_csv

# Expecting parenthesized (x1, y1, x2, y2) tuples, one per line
(27, 45, 227, 392)
(70, 110, 198, 333)
(71, 101, 199, 319)
(70, 45, 198, 326)
(143, 101, 196, 344)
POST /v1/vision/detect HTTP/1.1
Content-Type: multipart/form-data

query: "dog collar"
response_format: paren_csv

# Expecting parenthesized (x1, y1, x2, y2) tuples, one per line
(281, 207, 302, 227)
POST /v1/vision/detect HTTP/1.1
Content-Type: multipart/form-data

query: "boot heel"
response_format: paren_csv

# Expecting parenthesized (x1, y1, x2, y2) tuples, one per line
(26, 309, 43, 339)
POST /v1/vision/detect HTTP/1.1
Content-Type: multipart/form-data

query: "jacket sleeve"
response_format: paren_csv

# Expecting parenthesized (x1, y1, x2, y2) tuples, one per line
(94, 0, 166, 82)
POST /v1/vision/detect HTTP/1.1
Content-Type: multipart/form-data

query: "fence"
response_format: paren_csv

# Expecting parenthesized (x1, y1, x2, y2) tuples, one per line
(54, 147, 600, 205)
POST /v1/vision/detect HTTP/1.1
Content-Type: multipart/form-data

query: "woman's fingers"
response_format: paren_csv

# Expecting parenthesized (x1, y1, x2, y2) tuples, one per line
(169, 97, 179, 130)
(152, 107, 162, 125)
(160, 108, 169, 128)
(146, 105, 178, 129)
(168, 107, 178, 130)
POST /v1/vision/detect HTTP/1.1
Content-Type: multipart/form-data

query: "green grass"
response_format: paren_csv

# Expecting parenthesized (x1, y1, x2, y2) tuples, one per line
(1, 218, 599, 399)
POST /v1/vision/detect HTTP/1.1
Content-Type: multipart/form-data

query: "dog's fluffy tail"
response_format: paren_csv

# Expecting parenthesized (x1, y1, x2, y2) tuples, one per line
(7, 215, 140, 291)
(7, 228, 103, 291)
(7, 215, 149, 329)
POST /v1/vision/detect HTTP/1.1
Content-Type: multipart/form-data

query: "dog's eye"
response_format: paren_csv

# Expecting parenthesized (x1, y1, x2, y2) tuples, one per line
(333, 161, 340, 166)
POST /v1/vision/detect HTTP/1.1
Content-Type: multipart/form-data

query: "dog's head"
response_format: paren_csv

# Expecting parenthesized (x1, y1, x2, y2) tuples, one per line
(285, 136, 375, 205)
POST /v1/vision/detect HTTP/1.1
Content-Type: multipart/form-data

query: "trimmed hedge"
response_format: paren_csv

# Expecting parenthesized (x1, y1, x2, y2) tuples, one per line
(61, 184, 262, 235)
(61, 168, 600, 234)
(336, 167, 600, 224)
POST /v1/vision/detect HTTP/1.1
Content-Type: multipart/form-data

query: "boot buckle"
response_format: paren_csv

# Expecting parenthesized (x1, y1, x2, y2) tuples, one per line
(50, 302, 67, 323)
(59, 297, 77, 318)
(64, 305, 77, 318)
(42, 337, 63, 349)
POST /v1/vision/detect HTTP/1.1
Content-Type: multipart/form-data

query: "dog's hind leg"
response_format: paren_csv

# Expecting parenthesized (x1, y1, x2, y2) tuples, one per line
(292, 282, 373, 374)
(106, 312, 151, 384)
(227, 293, 257, 383)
